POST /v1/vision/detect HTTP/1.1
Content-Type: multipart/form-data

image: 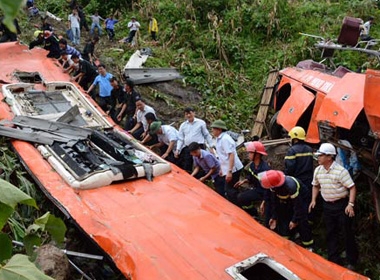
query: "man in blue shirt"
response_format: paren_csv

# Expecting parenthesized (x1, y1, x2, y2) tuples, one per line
(189, 142, 225, 196)
(105, 15, 118, 41)
(86, 64, 113, 112)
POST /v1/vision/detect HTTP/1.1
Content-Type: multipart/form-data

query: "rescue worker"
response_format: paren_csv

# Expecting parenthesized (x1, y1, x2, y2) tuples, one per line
(43, 30, 60, 58)
(29, 30, 44, 49)
(284, 126, 314, 191)
(285, 126, 316, 222)
(309, 143, 358, 270)
(211, 119, 243, 204)
(234, 141, 271, 219)
(260, 170, 314, 250)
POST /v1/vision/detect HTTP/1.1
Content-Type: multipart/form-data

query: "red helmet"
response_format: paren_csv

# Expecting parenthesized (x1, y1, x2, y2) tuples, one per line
(244, 141, 267, 155)
(260, 170, 285, 189)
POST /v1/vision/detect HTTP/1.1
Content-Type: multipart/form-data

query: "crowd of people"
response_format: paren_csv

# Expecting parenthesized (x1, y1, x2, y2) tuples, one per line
(0, 1, 361, 272)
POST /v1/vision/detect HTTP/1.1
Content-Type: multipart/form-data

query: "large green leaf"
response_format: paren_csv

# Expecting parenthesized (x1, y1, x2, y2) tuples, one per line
(31, 212, 66, 245)
(0, 233, 12, 263)
(0, 179, 37, 209)
(0, 0, 24, 33)
(0, 254, 54, 280)
(31, 212, 49, 232)
(45, 215, 66, 245)
(0, 203, 14, 230)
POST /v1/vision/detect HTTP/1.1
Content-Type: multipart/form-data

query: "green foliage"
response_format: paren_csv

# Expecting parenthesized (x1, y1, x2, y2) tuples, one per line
(30, 212, 67, 245)
(0, 254, 54, 280)
(0, 0, 24, 32)
(0, 179, 37, 230)
(0, 234, 12, 263)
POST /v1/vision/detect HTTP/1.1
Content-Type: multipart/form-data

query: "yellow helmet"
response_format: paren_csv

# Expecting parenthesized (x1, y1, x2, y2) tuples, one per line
(288, 126, 306, 140)
(34, 30, 43, 38)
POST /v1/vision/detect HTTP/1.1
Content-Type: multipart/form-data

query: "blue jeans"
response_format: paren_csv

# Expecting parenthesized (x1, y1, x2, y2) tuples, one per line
(91, 23, 102, 36)
(71, 27, 80, 45)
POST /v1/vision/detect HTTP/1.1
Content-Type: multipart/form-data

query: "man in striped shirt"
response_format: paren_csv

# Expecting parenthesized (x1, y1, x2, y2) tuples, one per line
(309, 143, 358, 270)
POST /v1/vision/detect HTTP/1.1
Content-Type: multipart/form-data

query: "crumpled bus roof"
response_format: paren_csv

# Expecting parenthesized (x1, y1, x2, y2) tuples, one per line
(278, 66, 365, 142)
(0, 43, 368, 279)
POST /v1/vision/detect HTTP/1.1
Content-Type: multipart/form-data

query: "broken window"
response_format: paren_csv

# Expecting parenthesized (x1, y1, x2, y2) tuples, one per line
(14, 71, 43, 83)
(225, 253, 300, 280)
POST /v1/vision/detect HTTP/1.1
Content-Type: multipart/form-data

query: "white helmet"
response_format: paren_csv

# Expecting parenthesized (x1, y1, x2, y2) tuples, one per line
(315, 143, 336, 155)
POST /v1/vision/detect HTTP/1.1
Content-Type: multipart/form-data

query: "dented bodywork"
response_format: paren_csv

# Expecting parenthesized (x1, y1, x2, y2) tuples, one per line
(271, 58, 380, 220)
(0, 42, 368, 279)
(273, 63, 366, 143)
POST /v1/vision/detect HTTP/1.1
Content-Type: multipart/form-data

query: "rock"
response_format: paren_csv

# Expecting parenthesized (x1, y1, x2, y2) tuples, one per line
(35, 244, 70, 280)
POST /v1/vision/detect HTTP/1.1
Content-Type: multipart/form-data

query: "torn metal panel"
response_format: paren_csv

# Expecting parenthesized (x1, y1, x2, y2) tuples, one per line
(57, 105, 81, 124)
(11, 116, 92, 140)
(124, 68, 182, 85)
(0, 126, 57, 145)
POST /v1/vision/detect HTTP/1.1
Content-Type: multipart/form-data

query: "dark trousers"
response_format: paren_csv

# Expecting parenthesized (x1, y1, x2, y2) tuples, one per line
(124, 115, 136, 131)
(106, 28, 115, 40)
(159, 144, 176, 164)
(225, 169, 242, 205)
(0, 33, 17, 42)
(29, 38, 44, 49)
(151, 31, 157, 41)
(213, 175, 226, 197)
(237, 188, 265, 217)
(323, 198, 359, 265)
(132, 126, 144, 140)
(109, 108, 122, 124)
(97, 96, 112, 112)
(79, 75, 96, 91)
(126, 30, 137, 43)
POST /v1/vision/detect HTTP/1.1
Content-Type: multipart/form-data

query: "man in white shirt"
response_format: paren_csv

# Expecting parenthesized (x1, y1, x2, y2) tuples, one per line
(211, 119, 243, 204)
(175, 107, 213, 173)
(124, 16, 141, 45)
(360, 16, 374, 41)
(128, 98, 156, 140)
(68, 8, 81, 45)
(149, 121, 179, 163)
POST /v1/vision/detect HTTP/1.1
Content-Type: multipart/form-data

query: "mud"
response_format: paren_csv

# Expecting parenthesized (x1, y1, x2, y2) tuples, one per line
(35, 244, 69, 280)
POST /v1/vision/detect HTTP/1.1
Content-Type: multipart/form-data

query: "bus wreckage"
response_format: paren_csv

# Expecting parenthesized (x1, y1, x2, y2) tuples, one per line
(0, 42, 367, 279)
(266, 17, 380, 220)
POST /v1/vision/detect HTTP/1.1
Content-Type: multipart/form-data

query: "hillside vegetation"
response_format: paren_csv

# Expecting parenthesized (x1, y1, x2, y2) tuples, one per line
(1, 0, 380, 278)
(29, 0, 380, 129)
